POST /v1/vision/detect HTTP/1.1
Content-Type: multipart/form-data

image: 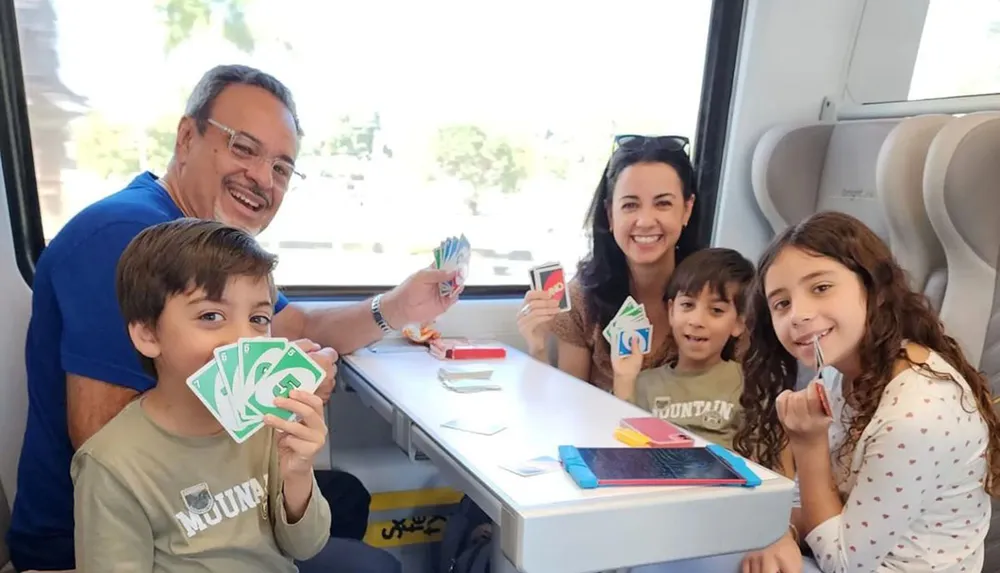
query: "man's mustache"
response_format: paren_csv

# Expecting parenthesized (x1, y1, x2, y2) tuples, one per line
(223, 176, 270, 209)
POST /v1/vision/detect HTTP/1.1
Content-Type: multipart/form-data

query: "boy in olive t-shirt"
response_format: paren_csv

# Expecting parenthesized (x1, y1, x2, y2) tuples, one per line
(71, 219, 331, 572)
(612, 248, 754, 450)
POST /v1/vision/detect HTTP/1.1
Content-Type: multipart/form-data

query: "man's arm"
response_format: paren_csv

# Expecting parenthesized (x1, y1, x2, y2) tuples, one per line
(271, 267, 459, 355)
(53, 221, 158, 449)
(67, 375, 139, 449)
(271, 299, 383, 355)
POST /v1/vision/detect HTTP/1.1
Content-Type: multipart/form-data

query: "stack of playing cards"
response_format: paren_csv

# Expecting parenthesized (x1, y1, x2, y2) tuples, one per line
(440, 379, 502, 393)
(528, 262, 570, 311)
(437, 364, 494, 381)
(434, 235, 471, 296)
(438, 364, 500, 393)
(602, 296, 653, 357)
(186, 337, 325, 443)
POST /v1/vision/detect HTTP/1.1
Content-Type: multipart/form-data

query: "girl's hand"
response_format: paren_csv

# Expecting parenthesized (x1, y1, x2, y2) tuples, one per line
(741, 530, 803, 573)
(776, 381, 832, 446)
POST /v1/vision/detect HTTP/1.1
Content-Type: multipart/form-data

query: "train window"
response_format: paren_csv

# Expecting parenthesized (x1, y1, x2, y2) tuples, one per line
(12, 0, 716, 289)
(909, 0, 1000, 100)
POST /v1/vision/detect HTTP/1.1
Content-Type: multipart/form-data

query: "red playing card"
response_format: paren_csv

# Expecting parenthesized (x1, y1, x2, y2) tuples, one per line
(815, 383, 832, 416)
(537, 266, 570, 311)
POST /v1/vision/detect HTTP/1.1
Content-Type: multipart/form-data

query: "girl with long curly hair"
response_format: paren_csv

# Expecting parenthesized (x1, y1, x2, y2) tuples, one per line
(734, 211, 999, 573)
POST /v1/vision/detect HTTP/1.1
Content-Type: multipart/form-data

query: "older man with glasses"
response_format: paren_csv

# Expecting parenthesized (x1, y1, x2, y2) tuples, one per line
(7, 64, 450, 573)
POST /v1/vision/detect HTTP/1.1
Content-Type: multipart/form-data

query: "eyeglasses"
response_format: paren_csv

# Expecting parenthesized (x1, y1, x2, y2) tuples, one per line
(611, 134, 690, 155)
(206, 118, 306, 190)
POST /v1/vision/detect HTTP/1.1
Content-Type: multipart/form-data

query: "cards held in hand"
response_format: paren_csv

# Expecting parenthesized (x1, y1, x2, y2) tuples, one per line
(603, 296, 653, 357)
(186, 337, 324, 443)
(528, 261, 570, 311)
(434, 235, 471, 297)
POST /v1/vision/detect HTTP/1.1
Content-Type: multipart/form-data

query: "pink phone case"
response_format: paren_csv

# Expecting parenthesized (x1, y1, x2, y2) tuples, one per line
(620, 417, 695, 448)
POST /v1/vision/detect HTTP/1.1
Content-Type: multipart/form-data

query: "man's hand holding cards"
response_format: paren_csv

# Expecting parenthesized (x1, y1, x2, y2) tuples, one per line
(603, 296, 653, 358)
(434, 235, 471, 297)
(187, 337, 325, 443)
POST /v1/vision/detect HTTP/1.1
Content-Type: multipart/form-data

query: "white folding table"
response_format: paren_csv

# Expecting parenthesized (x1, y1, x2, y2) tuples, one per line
(341, 342, 794, 573)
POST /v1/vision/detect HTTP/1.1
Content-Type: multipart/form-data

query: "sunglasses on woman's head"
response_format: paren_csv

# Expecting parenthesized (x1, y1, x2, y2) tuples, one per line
(612, 134, 690, 155)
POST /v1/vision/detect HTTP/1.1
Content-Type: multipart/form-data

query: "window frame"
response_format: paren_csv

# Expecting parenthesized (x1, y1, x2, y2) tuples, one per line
(1, 0, 46, 287)
(1, 0, 745, 297)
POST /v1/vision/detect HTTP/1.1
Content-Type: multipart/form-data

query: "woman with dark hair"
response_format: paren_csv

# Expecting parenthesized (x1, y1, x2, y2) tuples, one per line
(517, 135, 703, 391)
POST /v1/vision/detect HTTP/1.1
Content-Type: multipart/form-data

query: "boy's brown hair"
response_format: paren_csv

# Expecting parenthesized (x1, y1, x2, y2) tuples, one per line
(665, 247, 756, 362)
(115, 218, 278, 377)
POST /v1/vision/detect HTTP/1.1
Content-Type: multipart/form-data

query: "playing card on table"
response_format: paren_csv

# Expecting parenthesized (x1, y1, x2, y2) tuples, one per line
(437, 364, 494, 380)
(603, 296, 653, 357)
(434, 234, 471, 297)
(529, 262, 570, 312)
(187, 337, 324, 443)
(440, 379, 502, 393)
(441, 417, 506, 435)
(438, 362, 499, 392)
(499, 455, 560, 477)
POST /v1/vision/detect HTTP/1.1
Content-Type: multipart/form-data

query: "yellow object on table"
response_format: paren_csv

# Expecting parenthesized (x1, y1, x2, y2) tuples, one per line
(613, 427, 651, 447)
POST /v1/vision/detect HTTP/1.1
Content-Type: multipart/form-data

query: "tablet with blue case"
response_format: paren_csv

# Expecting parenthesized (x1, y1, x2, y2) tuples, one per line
(557, 445, 761, 489)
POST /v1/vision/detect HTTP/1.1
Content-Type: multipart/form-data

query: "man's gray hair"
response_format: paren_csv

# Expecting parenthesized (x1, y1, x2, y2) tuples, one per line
(184, 64, 304, 137)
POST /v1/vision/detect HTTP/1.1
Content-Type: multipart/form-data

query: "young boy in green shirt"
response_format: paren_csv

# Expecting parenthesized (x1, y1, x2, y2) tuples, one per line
(612, 248, 754, 450)
(71, 218, 331, 571)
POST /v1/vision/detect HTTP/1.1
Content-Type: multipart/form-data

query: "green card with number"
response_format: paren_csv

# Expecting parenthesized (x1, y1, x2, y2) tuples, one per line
(186, 337, 324, 443)
(245, 344, 325, 422)
(186, 358, 263, 443)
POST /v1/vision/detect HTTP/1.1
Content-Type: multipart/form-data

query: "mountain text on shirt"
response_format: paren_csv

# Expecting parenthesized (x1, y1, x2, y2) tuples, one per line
(175, 473, 273, 539)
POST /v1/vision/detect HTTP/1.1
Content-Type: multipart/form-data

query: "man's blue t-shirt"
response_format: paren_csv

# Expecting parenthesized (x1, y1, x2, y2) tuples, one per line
(7, 172, 289, 570)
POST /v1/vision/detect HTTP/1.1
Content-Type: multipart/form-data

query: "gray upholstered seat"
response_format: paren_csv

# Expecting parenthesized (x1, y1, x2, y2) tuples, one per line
(752, 116, 949, 305)
(752, 118, 897, 240)
(924, 111, 1000, 380)
(877, 114, 953, 311)
(923, 110, 1000, 573)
